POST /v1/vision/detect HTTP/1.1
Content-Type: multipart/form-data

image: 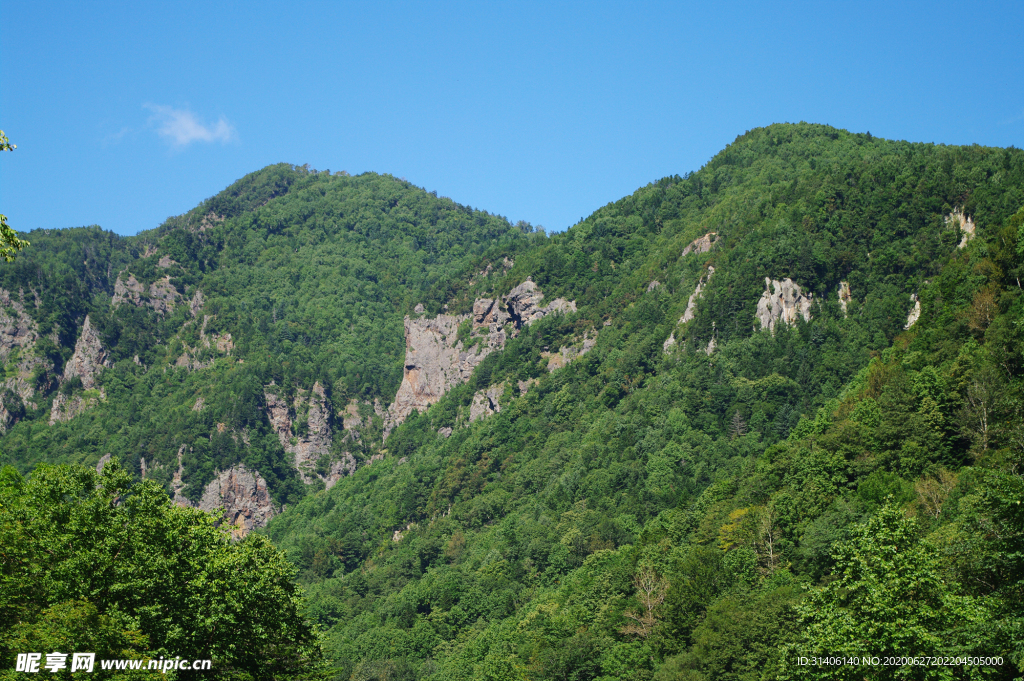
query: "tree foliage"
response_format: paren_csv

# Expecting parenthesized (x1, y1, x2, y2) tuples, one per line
(0, 460, 325, 680)
(0, 130, 30, 262)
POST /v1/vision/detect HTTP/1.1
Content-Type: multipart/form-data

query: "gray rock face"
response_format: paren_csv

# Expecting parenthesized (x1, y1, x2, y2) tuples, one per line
(341, 400, 364, 432)
(186, 464, 276, 539)
(517, 378, 538, 395)
(324, 453, 357, 490)
(905, 294, 921, 329)
(472, 298, 512, 348)
(470, 384, 503, 422)
(838, 281, 852, 316)
(755, 278, 813, 333)
(293, 382, 332, 481)
(62, 315, 110, 390)
(174, 314, 234, 370)
(503, 278, 576, 330)
(112, 273, 180, 314)
(112, 274, 144, 307)
(681, 232, 718, 257)
(384, 280, 577, 437)
(264, 382, 333, 482)
(49, 392, 102, 425)
(946, 210, 976, 249)
(681, 267, 715, 323)
(189, 289, 205, 317)
(384, 313, 476, 437)
(0, 288, 39, 362)
(0, 288, 48, 420)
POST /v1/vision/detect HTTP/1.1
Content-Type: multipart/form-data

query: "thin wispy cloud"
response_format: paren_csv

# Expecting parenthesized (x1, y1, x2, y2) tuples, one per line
(144, 104, 237, 146)
(101, 126, 133, 146)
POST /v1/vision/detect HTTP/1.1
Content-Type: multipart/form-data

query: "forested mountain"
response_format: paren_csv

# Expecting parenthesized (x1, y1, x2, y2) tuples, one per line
(2, 123, 1023, 680)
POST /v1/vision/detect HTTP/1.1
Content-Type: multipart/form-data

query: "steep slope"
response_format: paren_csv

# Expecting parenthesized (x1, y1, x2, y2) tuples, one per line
(3, 124, 1023, 679)
(262, 124, 1024, 679)
(0, 164, 544, 527)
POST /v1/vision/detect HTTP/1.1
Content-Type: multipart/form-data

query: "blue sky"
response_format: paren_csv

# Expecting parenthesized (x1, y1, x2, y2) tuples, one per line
(2, 1, 1022, 236)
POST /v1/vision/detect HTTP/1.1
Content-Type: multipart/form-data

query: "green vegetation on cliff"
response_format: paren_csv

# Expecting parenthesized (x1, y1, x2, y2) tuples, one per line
(1, 124, 1023, 679)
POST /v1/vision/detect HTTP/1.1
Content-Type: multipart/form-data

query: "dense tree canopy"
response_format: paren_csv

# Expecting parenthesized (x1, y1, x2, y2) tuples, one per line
(0, 460, 324, 680)
(1, 124, 1023, 679)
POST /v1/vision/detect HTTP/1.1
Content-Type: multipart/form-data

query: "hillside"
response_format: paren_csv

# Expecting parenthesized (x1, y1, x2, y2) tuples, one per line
(1, 123, 1023, 679)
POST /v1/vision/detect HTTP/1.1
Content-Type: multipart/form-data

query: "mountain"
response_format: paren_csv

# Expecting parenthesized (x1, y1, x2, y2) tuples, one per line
(2, 123, 1023, 679)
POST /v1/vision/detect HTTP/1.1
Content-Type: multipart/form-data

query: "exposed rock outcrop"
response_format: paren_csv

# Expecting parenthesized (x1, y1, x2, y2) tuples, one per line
(265, 382, 333, 482)
(518, 378, 539, 395)
(905, 294, 921, 329)
(385, 314, 479, 436)
(838, 281, 852, 316)
(96, 453, 112, 473)
(0, 289, 48, 415)
(293, 382, 332, 481)
(180, 464, 276, 539)
(385, 280, 576, 437)
(946, 210, 976, 249)
(50, 314, 110, 423)
(174, 314, 233, 370)
(0, 289, 39, 362)
(341, 400, 363, 432)
(324, 453, 357, 490)
(189, 289, 205, 317)
(681, 232, 718, 257)
(755, 278, 813, 333)
(470, 384, 504, 422)
(62, 315, 110, 390)
(681, 267, 715, 323)
(49, 392, 102, 425)
(112, 274, 144, 308)
(504, 278, 576, 330)
(112, 273, 180, 314)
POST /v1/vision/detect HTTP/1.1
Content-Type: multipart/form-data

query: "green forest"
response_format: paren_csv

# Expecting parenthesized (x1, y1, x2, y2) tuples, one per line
(2, 123, 1023, 680)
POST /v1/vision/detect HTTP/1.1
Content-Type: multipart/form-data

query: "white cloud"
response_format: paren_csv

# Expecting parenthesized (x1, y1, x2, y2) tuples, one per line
(144, 104, 237, 146)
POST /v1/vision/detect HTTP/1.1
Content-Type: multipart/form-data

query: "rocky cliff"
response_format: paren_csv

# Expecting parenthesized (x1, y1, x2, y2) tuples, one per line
(470, 384, 504, 422)
(542, 331, 598, 372)
(176, 464, 276, 539)
(384, 279, 577, 437)
(905, 293, 921, 329)
(384, 313, 480, 437)
(838, 281, 852, 316)
(0, 289, 47, 424)
(49, 392, 102, 425)
(681, 267, 715, 323)
(265, 382, 334, 482)
(61, 315, 110, 390)
(503, 278, 577, 331)
(0, 289, 39, 362)
(50, 315, 111, 424)
(947, 209, 976, 249)
(112, 273, 181, 314)
(755, 278, 813, 332)
(664, 268, 715, 353)
(681, 232, 718, 257)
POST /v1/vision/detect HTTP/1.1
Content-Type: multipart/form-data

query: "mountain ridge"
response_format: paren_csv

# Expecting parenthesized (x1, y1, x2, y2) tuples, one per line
(2, 122, 1023, 679)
